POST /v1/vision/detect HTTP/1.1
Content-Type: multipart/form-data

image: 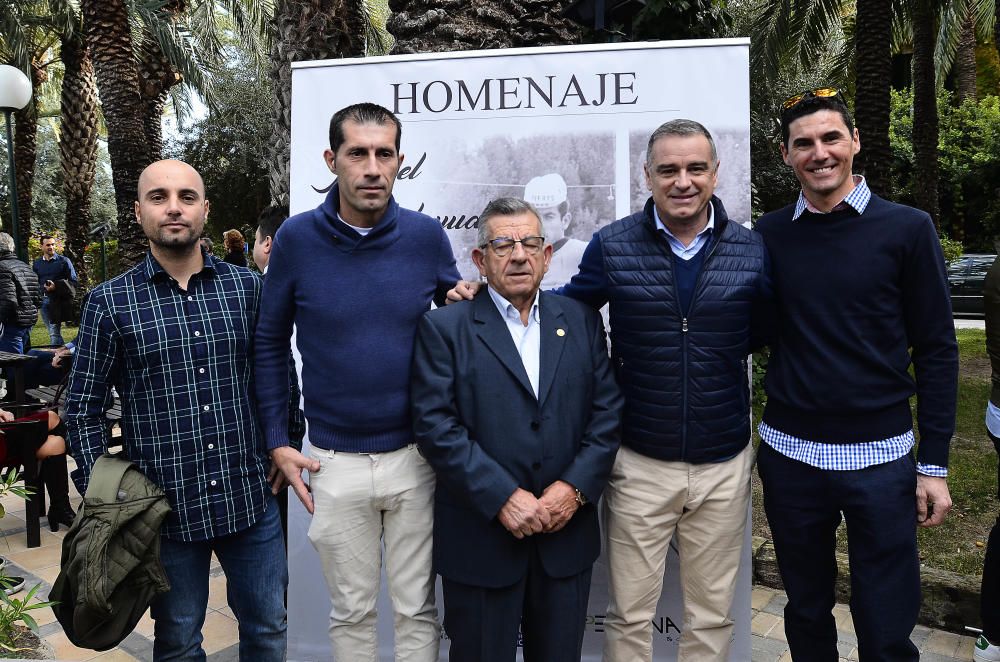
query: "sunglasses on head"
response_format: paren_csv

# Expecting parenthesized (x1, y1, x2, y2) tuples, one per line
(781, 87, 844, 111)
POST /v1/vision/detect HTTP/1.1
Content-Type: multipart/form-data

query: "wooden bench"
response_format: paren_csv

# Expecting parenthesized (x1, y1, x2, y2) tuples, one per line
(25, 385, 122, 423)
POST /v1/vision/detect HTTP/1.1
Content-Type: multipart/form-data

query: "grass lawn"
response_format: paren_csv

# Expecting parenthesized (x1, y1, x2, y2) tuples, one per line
(750, 327, 998, 576)
(28, 318, 78, 349)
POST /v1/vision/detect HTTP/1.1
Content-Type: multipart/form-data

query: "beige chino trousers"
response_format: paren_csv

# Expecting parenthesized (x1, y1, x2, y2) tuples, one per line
(307, 444, 440, 662)
(603, 443, 753, 661)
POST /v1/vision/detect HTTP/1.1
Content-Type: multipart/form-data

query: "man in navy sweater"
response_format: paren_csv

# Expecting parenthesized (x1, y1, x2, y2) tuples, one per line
(255, 103, 460, 662)
(756, 89, 958, 661)
(32, 235, 77, 345)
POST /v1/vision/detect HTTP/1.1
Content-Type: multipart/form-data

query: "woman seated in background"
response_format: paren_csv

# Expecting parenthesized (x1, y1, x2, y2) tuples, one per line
(222, 229, 247, 267)
(0, 407, 75, 530)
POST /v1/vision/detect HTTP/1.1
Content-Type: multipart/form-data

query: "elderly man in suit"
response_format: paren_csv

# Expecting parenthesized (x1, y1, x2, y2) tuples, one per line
(411, 197, 623, 662)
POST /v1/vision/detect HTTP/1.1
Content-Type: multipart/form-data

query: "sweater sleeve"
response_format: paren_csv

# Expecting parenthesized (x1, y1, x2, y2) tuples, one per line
(551, 232, 610, 309)
(903, 215, 959, 467)
(433, 227, 461, 307)
(254, 231, 298, 450)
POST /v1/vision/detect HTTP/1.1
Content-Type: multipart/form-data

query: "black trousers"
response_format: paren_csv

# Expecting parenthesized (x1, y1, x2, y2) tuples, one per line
(442, 547, 592, 662)
(983, 434, 1000, 642)
(757, 442, 920, 662)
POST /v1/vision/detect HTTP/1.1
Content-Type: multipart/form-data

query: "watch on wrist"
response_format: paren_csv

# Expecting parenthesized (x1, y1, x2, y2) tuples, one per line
(574, 488, 588, 506)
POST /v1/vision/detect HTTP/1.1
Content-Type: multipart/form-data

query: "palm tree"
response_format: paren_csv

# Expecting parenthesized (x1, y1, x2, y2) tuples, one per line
(58, 25, 99, 287)
(911, 0, 940, 225)
(80, 0, 151, 267)
(267, 0, 367, 206)
(853, 0, 894, 195)
(0, 0, 64, 254)
(387, 0, 581, 53)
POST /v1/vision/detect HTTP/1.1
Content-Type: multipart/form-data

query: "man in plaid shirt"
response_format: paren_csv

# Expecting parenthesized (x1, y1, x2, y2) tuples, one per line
(64, 160, 286, 661)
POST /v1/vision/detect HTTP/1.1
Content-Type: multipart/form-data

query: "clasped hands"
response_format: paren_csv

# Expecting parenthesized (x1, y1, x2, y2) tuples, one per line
(498, 481, 579, 539)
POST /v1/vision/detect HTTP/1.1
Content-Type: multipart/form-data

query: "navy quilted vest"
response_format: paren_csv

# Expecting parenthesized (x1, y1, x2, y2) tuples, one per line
(600, 197, 767, 462)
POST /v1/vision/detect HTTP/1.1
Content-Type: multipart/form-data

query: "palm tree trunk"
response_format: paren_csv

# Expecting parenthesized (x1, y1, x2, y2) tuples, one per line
(995, 0, 1000, 63)
(81, 0, 152, 268)
(138, 0, 186, 159)
(853, 0, 893, 196)
(954, 6, 977, 103)
(268, 0, 366, 206)
(911, 0, 940, 228)
(12, 62, 44, 256)
(388, 0, 581, 53)
(59, 32, 99, 289)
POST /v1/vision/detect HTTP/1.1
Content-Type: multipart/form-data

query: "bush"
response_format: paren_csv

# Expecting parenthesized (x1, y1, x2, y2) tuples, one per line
(890, 90, 1000, 251)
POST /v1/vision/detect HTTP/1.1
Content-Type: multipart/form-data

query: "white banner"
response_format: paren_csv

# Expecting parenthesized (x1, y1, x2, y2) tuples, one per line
(288, 39, 752, 661)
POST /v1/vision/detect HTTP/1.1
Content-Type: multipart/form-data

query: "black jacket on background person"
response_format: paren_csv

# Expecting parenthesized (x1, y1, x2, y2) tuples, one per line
(0, 250, 42, 328)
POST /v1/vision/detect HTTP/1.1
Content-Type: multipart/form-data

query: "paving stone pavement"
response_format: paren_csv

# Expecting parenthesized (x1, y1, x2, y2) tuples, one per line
(751, 586, 978, 662)
(0, 482, 980, 661)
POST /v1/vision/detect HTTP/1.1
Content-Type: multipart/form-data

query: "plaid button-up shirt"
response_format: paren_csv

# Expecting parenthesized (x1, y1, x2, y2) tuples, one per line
(65, 253, 270, 541)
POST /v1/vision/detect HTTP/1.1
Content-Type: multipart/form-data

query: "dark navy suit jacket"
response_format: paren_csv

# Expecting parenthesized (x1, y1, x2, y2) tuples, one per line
(411, 289, 623, 588)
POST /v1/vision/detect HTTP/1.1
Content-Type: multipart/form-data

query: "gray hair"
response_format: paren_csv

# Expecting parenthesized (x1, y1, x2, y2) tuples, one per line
(646, 119, 718, 168)
(476, 197, 543, 247)
(0, 233, 14, 253)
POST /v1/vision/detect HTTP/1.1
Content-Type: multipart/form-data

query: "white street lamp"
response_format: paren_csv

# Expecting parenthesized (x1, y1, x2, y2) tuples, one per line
(0, 64, 33, 260)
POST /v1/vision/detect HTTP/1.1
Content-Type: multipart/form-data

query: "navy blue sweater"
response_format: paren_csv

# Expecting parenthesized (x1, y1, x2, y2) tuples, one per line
(756, 194, 958, 467)
(254, 185, 460, 452)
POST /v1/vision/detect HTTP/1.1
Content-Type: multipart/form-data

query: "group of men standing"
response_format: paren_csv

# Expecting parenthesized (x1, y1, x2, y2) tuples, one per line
(60, 89, 956, 662)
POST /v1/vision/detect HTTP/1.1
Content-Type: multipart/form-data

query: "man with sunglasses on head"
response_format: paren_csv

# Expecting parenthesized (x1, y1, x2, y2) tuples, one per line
(412, 197, 622, 661)
(755, 88, 958, 661)
(255, 102, 461, 661)
(449, 119, 771, 661)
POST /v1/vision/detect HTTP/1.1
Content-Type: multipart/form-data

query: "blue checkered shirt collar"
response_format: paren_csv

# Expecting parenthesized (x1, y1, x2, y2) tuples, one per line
(792, 175, 871, 220)
(140, 250, 219, 284)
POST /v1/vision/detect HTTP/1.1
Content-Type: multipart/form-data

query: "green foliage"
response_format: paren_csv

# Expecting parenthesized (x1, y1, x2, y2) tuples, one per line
(2, 123, 115, 238)
(632, 0, 731, 40)
(0, 470, 53, 654)
(166, 57, 270, 239)
(889, 89, 1000, 251)
(83, 237, 127, 283)
(938, 235, 964, 264)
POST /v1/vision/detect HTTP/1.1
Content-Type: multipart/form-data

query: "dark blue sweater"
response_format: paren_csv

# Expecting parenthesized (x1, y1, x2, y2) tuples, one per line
(254, 185, 460, 452)
(756, 194, 958, 467)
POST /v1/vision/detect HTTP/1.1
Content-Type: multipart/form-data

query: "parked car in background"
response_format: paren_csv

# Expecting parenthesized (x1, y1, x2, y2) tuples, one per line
(949, 254, 997, 315)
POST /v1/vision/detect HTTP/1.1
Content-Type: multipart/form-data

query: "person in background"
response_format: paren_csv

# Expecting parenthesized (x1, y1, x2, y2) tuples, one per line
(199, 236, 214, 256)
(222, 229, 248, 267)
(523, 173, 587, 290)
(32, 235, 77, 346)
(978, 255, 1000, 662)
(0, 233, 41, 354)
(252, 204, 306, 541)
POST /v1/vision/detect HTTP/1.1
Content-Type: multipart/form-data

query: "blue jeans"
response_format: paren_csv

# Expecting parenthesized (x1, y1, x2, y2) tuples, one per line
(40, 298, 63, 345)
(0, 323, 31, 353)
(150, 496, 287, 661)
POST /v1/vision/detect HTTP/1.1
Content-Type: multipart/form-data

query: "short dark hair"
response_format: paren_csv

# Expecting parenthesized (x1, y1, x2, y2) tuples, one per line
(477, 198, 543, 248)
(257, 204, 290, 242)
(40, 235, 55, 244)
(780, 94, 855, 146)
(646, 119, 718, 168)
(328, 103, 402, 154)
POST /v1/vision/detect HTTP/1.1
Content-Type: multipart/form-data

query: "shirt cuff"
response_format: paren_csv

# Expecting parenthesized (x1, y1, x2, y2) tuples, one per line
(916, 463, 948, 477)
